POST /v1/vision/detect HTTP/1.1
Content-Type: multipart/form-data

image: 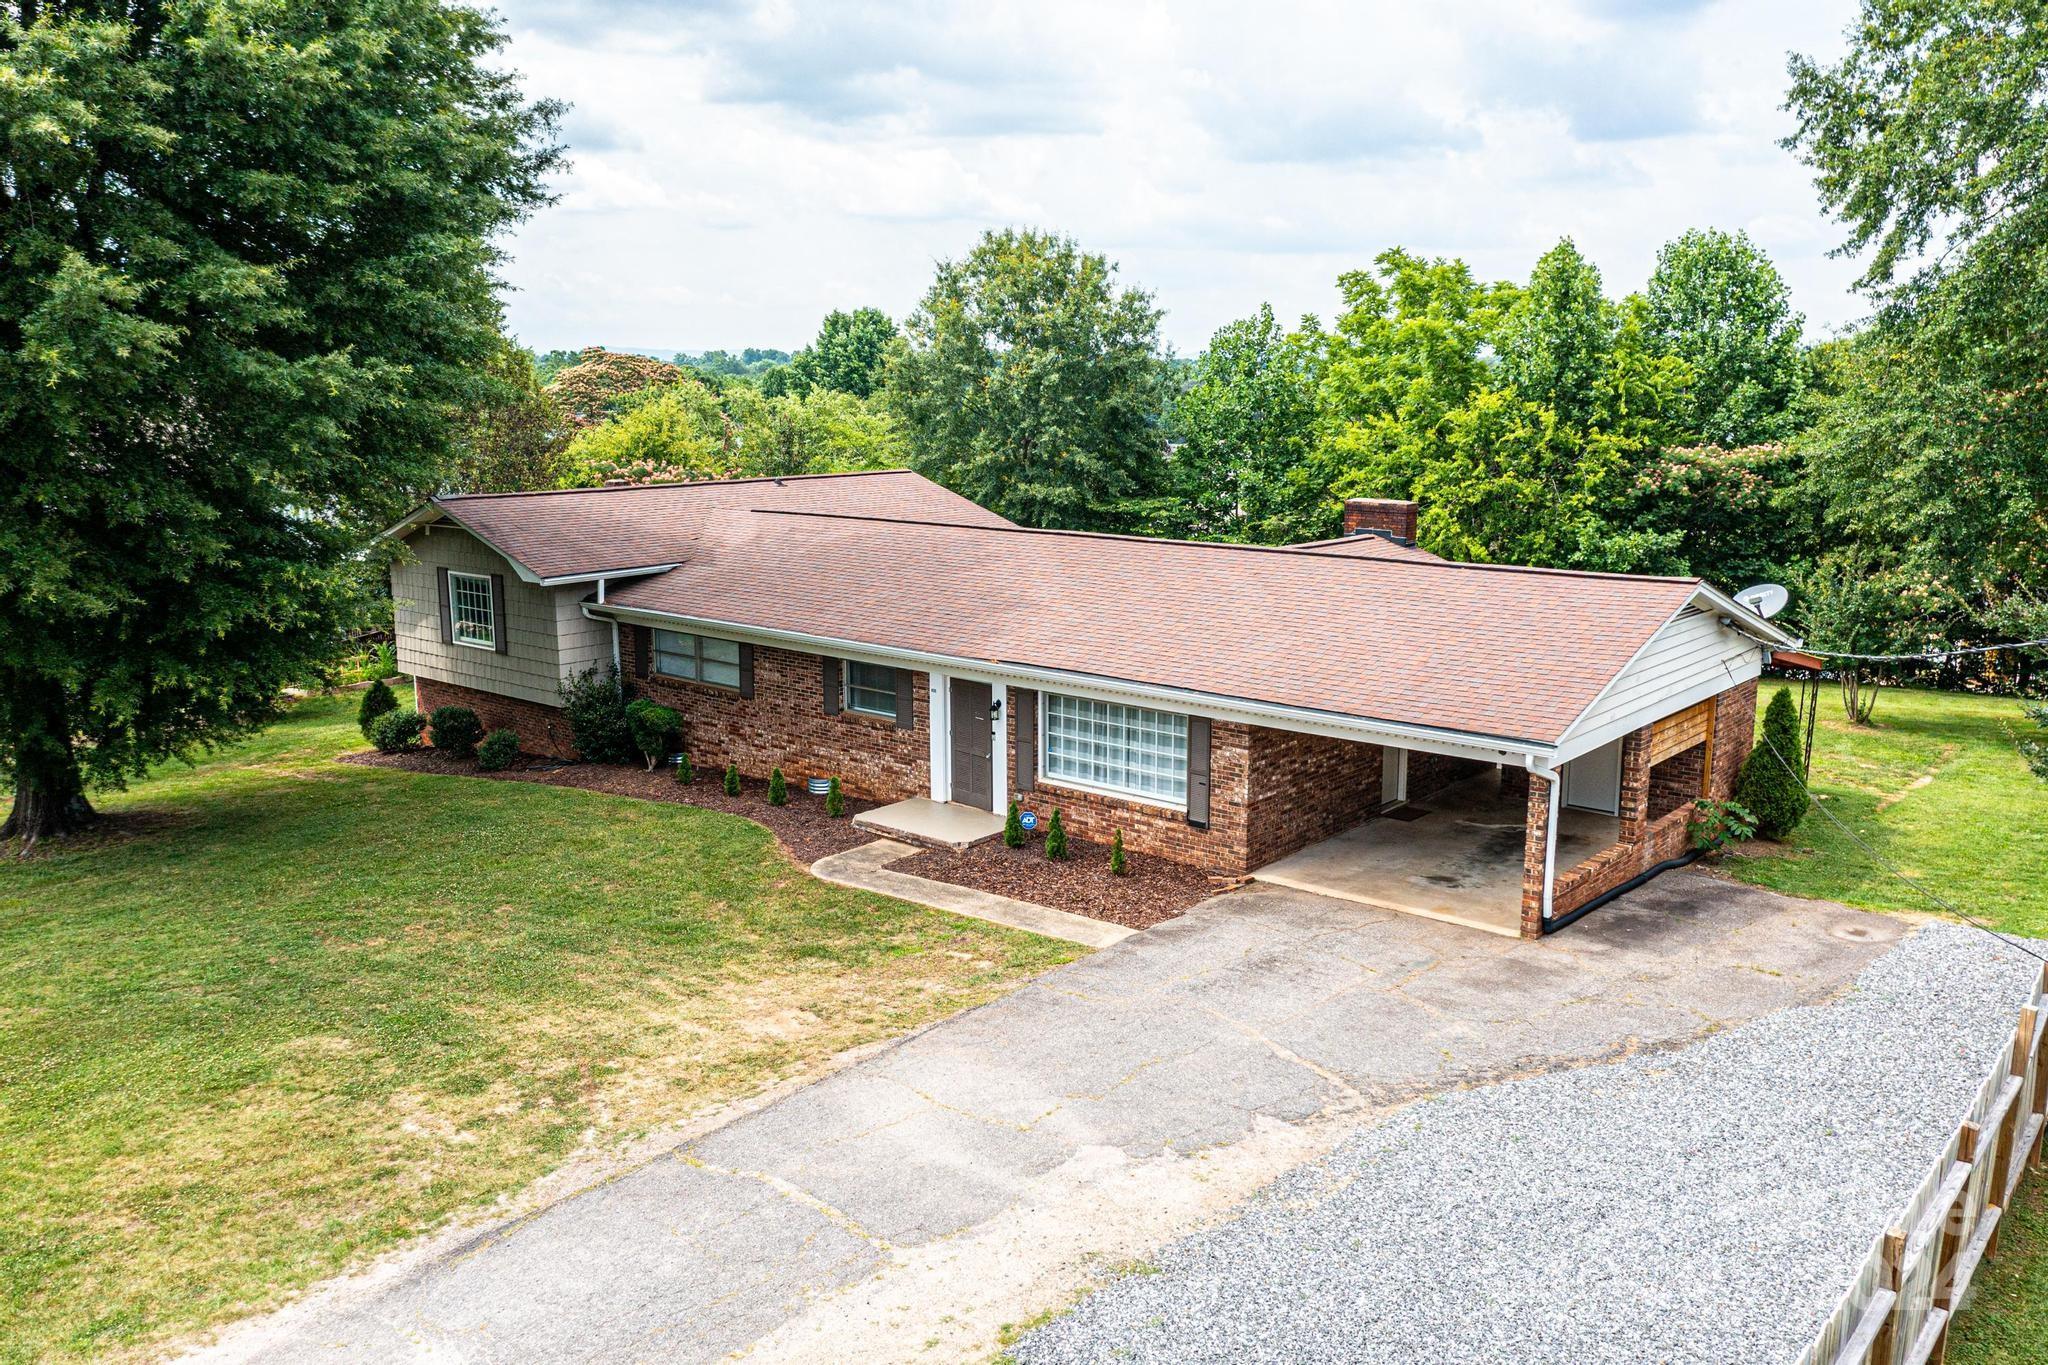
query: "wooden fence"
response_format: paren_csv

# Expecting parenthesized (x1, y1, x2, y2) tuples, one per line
(1797, 962, 2048, 1365)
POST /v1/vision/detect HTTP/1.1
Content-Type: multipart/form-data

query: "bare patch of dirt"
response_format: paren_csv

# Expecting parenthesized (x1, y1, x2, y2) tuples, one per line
(339, 749, 879, 865)
(890, 836, 1224, 929)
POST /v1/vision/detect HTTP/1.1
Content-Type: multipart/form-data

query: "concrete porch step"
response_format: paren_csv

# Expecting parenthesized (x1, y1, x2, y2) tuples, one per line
(852, 798, 1008, 851)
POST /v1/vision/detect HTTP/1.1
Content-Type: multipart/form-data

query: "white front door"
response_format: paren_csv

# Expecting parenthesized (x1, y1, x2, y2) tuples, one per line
(1563, 739, 1623, 815)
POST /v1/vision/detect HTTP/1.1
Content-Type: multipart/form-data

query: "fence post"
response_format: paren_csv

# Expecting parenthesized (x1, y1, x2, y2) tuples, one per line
(1871, 1227, 1906, 1365)
(1935, 1122, 1980, 1323)
(1990, 1006, 2038, 1257)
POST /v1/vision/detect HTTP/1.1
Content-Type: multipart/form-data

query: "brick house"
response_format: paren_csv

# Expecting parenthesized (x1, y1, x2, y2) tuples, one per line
(382, 471, 1794, 939)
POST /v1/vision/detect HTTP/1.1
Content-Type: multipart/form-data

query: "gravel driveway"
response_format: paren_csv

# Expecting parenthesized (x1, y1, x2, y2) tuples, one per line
(1014, 922, 2044, 1365)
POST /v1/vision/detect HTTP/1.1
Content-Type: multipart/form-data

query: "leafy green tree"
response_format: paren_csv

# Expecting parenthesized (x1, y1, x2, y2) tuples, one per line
(886, 229, 1167, 530)
(0, 0, 559, 846)
(1797, 556, 1909, 724)
(1645, 229, 1805, 445)
(448, 338, 571, 493)
(787, 308, 898, 399)
(1493, 239, 1614, 431)
(560, 383, 736, 485)
(1317, 248, 1515, 502)
(1156, 305, 1327, 543)
(1786, 1, 2048, 642)
(1733, 688, 1810, 837)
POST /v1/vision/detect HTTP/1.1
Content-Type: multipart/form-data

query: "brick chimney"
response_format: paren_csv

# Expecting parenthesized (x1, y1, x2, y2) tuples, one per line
(1343, 497, 1419, 544)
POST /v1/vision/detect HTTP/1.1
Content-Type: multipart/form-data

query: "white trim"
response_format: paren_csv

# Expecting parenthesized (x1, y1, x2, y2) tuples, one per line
(990, 682, 1008, 813)
(535, 563, 679, 587)
(586, 603, 1545, 764)
(1541, 766, 1561, 922)
(1382, 747, 1409, 806)
(927, 669, 952, 803)
(447, 570, 498, 651)
(1552, 651, 1760, 765)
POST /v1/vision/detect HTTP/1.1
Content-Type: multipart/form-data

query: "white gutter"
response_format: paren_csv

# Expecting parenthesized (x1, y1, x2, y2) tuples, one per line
(582, 601, 1553, 765)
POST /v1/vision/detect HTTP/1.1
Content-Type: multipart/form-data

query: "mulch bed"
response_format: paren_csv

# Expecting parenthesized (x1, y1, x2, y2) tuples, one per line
(339, 749, 880, 865)
(889, 835, 1226, 930)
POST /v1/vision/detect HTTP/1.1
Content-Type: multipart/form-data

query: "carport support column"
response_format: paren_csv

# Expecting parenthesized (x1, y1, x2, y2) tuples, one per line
(1520, 766, 1560, 939)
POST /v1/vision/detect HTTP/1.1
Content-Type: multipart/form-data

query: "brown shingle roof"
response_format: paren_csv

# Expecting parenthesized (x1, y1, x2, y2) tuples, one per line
(601, 508, 1702, 746)
(426, 470, 1012, 581)
(1280, 532, 1445, 563)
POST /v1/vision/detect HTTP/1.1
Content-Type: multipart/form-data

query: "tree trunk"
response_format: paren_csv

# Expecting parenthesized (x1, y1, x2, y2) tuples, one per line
(2, 679, 97, 852)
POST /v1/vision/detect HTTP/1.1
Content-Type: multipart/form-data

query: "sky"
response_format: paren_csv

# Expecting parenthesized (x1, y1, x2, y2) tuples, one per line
(488, 0, 1869, 359)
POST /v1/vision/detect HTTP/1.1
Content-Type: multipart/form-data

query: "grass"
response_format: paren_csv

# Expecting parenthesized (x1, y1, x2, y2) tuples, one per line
(1721, 685, 2048, 937)
(1720, 684, 2048, 1364)
(0, 687, 1079, 1363)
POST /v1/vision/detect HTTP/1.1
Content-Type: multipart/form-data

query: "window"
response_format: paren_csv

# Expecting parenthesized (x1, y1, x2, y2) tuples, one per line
(1041, 693, 1188, 805)
(449, 571, 496, 650)
(843, 661, 898, 719)
(652, 630, 742, 689)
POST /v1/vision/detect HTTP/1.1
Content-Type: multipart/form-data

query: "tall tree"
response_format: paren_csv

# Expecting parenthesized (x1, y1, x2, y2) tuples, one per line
(1316, 248, 1515, 504)
(0, 0, 560, 846)
(1785, 0, 2048, 638)
(447, 340, 572, 493)
(786, 307, 898, 399)
(885, 229, 1166, 530)
(1493, 238, 1613, 430)
(544, 347, 683, 425)
(1645, 228, 1805, 445)
(1156, 305, 1327, 543)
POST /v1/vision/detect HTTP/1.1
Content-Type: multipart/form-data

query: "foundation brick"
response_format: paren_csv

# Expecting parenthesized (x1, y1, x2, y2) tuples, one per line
(414, 677, 580, 759)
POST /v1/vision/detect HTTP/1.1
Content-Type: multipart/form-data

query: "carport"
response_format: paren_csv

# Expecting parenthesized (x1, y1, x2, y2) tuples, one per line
(1251, 766, 1621, 937)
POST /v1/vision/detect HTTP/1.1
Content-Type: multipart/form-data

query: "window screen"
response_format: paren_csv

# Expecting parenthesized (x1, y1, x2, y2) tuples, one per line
(844, 661, 898, 718)
(449, 571, 496, 649)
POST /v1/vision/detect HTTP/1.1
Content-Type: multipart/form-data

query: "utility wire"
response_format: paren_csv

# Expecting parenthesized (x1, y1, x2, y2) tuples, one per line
(1738, 630, 2048, 663)
(1755, 729, 2047, 964)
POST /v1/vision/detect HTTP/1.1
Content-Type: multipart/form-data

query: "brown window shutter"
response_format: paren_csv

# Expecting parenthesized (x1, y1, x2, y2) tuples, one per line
(1014, 689, 1037, 791)
(822, 657, 841, 714)
(1186, 715, 1211, 828)
(893, 668, 914, 729)
(631, 625, 650, 679)
(490, 574, 509, 654)
(739, 644, 755, 699)
(436, 567, 453, 644)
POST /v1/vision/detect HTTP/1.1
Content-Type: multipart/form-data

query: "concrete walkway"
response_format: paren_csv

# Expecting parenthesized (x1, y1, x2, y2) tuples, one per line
(812, 838, 1134, 948)
(185, 872, 1903, 1365)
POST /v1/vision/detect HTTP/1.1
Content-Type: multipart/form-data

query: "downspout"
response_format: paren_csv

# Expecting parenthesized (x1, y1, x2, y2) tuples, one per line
(595, 579, 622, 675)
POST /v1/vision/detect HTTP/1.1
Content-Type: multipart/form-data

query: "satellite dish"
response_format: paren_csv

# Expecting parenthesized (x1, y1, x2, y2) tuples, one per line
(1736, 583, 1790, 620)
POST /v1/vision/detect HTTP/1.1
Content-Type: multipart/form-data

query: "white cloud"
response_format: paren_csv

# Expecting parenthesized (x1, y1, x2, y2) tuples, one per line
(490, 0, 1866, 355)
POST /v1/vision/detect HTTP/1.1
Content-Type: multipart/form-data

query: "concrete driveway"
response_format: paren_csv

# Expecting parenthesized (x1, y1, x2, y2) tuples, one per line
(187, 871, 1903, 1364)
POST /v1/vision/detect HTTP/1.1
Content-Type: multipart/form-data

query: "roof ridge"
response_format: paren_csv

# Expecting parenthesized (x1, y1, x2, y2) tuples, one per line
(748, 509, 1703, 586)
(435, 468, 921, 504)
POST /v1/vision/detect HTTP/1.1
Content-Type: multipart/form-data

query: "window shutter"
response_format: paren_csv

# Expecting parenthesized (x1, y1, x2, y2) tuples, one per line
(632, 625, 650, 679)
(739, 644, 755, 699)
(894, 668, 914, 730)
(490, 574, 509, 654)
(822, 658, 841, 714)
(436, 567, 453, 644)
(1186, 715, 1212, 828)
(1014, 689, 1037, 791)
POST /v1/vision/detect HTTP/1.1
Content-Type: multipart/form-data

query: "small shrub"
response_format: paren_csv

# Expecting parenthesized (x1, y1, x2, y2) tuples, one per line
(1687, 798, 1757, 853)
(825, 776, 845, 817)
(561, 666, 636, 765)
(624, 697, 682, 771)
(369, 708, 425, 753)
(723, 763, 741, 797)
(1734, 687, 1810, 839)
(769, 768, 788, 805)
(1044, 808, 1068, 860)
(357, 677, 399, 739)
(2018, 701, 2048, 782)
(476, 728, 520, 771)
(1110, 828, 1128, 876)
(427, 705, 484, 758)
(1003, 799, 1025, 848)
(368, 642, 398, 680)
(675, 751, 694, 784)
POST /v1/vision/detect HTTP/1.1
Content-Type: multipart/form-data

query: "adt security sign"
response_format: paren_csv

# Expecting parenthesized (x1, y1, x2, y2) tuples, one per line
(1019, 810, 1039, 831)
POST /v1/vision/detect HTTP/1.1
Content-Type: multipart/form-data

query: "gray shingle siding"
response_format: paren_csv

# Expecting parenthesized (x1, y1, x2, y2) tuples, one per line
(394, 527, 588, 706)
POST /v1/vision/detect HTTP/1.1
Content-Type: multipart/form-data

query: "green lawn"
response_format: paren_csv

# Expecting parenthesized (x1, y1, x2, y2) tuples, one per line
(1720, 684, 2048, 1362)
(0, 689, 1079, 1363)
(1722, 686, 2048, 938)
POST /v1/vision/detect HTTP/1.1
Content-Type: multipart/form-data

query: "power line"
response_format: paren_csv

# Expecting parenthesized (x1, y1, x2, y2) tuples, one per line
(1755, 729, 2047, 964)
(1740, 631, 2048, 664)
